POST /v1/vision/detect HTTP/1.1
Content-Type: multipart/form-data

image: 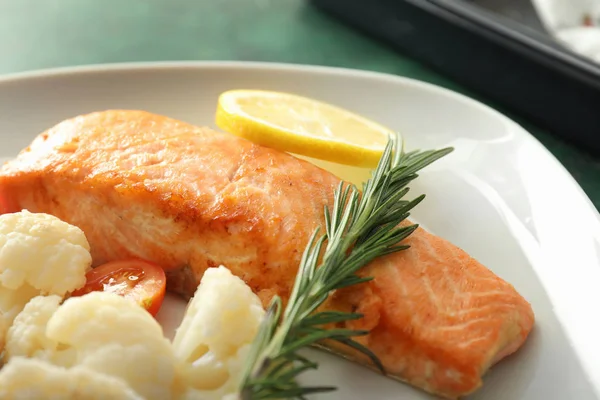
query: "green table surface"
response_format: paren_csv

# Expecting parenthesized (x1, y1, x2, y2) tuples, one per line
(1, 0, 598, 211)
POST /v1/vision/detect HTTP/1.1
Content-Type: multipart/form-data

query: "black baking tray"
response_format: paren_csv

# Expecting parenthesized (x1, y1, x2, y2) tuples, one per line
(310, 0, 600, 155)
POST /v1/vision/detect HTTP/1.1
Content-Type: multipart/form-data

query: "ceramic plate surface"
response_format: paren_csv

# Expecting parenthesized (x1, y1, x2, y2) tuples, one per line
(0, 62, 599, 400)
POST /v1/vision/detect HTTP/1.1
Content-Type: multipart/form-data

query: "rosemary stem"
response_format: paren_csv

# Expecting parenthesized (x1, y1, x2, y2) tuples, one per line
(239, 133, 453, 400)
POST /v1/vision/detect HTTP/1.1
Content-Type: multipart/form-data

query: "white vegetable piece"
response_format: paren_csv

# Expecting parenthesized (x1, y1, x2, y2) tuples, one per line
(0, 211, 267, 399)
(0, 210, 92, 348)
(3, 291, 178, 400)
(43, 291, 178, 400)
(173, 265, 266, 399)
(0, 357, 143, 400)
(0, 284, 38, 351)
(5, 295, 72, 365)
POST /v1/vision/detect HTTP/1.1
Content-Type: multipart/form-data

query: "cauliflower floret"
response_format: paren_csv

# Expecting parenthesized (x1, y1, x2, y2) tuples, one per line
(0, 357, 142, 400)
(172, 265, 265, 399)
(0, 210, 91, 294)
(45, 291, 177, 400)
(0, 210, 92, 347)
(0, 283, 38, 349)
(5, 295, 72, 365)
(3, 291, 178, 399)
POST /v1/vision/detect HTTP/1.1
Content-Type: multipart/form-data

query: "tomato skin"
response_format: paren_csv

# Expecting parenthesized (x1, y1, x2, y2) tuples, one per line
(71, 258, 167, 316)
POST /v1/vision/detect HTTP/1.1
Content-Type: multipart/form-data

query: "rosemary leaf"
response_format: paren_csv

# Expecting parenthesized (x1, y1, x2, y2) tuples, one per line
(239, 133, 453, 399)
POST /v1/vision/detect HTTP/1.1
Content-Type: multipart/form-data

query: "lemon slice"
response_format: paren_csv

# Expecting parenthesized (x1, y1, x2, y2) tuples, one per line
(215, 90, 394, 168)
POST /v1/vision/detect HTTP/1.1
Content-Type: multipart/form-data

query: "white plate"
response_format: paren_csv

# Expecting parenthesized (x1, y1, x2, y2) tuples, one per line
(0, 62, 599, 400)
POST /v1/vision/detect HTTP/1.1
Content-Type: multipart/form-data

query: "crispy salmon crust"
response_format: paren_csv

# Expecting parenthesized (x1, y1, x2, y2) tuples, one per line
(0, 110, 534, 398)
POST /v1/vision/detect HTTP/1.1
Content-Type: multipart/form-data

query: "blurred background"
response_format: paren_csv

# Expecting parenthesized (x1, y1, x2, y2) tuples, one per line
(0, 0, 598, 210)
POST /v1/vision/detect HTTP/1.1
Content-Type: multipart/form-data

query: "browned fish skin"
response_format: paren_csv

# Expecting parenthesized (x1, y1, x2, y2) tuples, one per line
(0, 110, 534, 399)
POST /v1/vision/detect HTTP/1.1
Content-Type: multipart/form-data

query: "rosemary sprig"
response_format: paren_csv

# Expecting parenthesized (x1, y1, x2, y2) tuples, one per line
(240, 133, 453, 399)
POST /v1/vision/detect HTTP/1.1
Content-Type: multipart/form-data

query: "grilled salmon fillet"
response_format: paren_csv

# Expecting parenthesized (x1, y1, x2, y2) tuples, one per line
(0, 110, 534, 398)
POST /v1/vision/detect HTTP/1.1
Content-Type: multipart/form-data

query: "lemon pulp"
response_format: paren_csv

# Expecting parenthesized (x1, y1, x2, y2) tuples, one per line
(293, 154, 373, 188)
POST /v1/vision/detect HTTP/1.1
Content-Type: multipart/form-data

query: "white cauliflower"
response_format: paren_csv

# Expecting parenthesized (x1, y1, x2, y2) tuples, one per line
(0, 283, 38, 350)
(44, 291, 178, 400)
(0, 216, 265, 400)
(0, 210, 91, 294)
(172, 265, 266, 399)
(2, 291, 178, 399)
(0, 210, 92, 348)
(5, 295, 72, 365)
(0, 357, 143, 400)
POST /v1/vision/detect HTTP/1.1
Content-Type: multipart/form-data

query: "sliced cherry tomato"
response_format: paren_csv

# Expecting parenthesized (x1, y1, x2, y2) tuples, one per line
(71, 259, 167, 316)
